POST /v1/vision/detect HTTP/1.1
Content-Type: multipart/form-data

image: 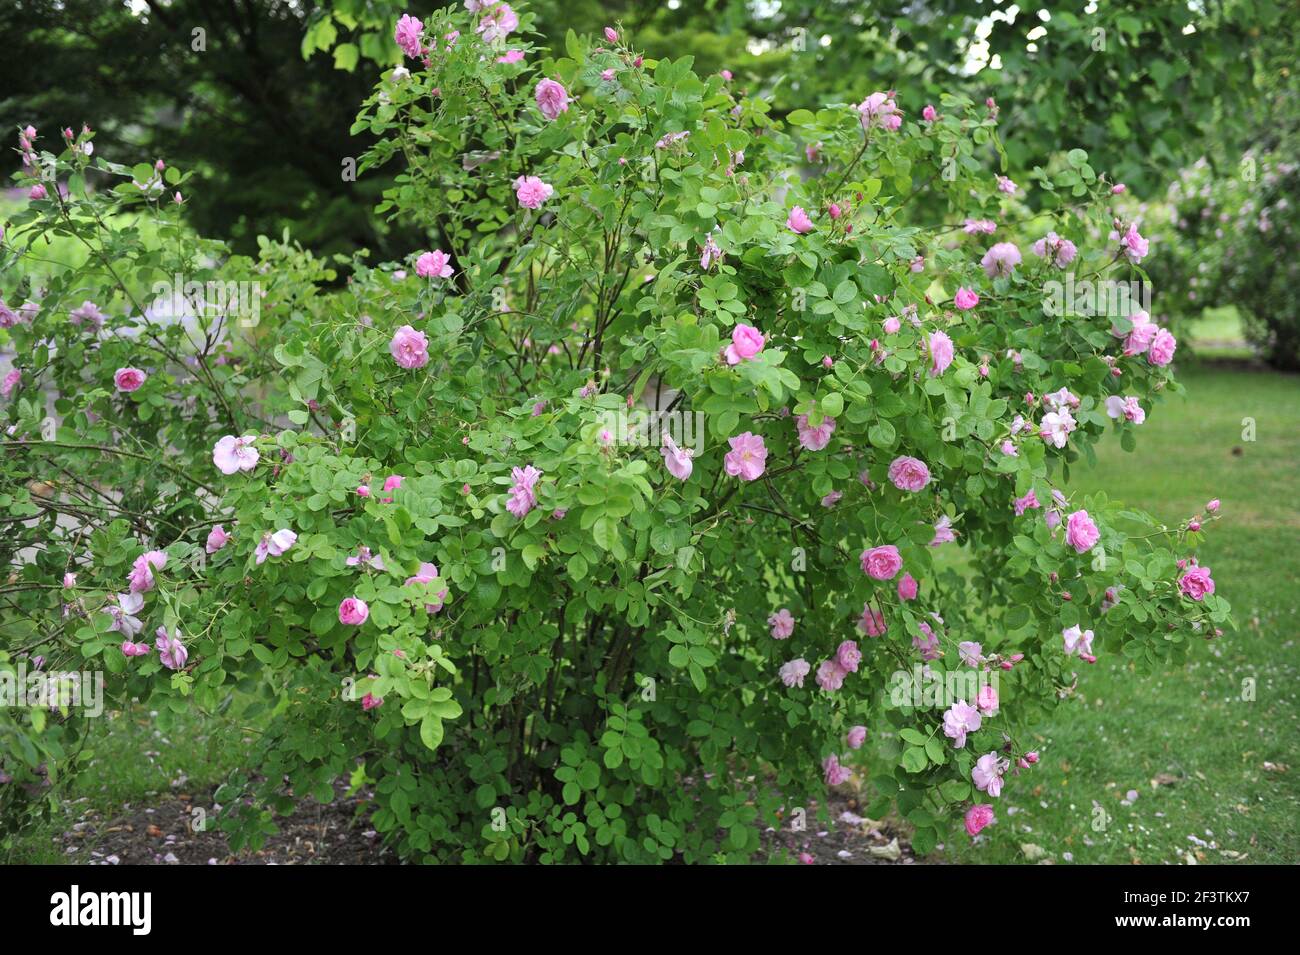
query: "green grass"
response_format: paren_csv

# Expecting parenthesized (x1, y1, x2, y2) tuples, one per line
(943, 362, 1300, 864)
(4, 706, 249, 864)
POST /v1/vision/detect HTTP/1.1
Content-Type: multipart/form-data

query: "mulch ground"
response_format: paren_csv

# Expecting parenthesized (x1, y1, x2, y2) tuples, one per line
(54, 780, 918, 865)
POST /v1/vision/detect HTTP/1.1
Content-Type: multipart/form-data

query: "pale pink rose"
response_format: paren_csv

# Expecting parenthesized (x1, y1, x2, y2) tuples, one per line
(843, 726, 869, 752)
(699, 232, 723, 270)
(1120, 223, 1149, 263)
(105, 592, 145, 638)
(964, 804, 995, 836)
(996, 175, 1017, 195)
(415, 250, 454, 279)
(128, 550, 167, 593)
(724, 432, 767, 481)
(972, 752, 1008, 797)
(339, 597, 369, 626)
(724, 323, 765, 364)
(1105, 395, 1146, 424)
(888, 456, 931, 492)
(405, 561, 447, 613)
(1064, 509, 1100, 553)
(883, 316, 901, 334)
(1039, 409, 1076, 448)
(1147, 328, 1176, 367)
(254, 528, 296, 565)
(1062, 625, 1096, 661)
(822, 754, 852, 786)
(768, 607, 795, 639)
(121, 640, 151, 658)
(785, 206, 814, 234)
(1032, 232, 1077, 268)
(858, 604, 887, 637)
(514, 175, 554, 209)
(930, 515, 957, 546)
(155, 626, 188, 671)
(860, 545, 902, 580)
(922, 104, 937, 122)
(898, 573, 918, 601)
(114, 367, 147, 392)
(976, 684, 999, 716)
(821, 490, 843, 508)
(1111, 183, 1127, 194)
(69, 300, 105, 328)
(604, 27, 619, 42)
(534, 78, 571, 121)
(958, 641, 983, 667)
(856, 91, 902, 131)
(497, 49, 525, 64)
(506, 464, 542, 518)
(980, 242, 1021, 278)
(476, 2, 518, 42)
(1, 369, 20, 399)
(1042, 387, 1079, 412)
(1206, 499, 1220, 513)
(394, 14, 424, 59)
(963, 218, 997, 235)
(361, 692, 384, 710)
(205, 524, 230, 554)
(1178, 564, 1215, 601)
(816, 658, 847, 692)
(953, 287, 980, 310)
(1013, 489, 1040, 516)
(795, 414, 836, 451)
(912, 621, 940, 660)
(660, 432, 694, 480)
(943, 700, 982, 748)
(836, 639, 862, 674)
(928, 330, 954, 376)
(1001, 440, 1018, 457)
(390, 324, 430, 369)
(62, 573, 77, 589)
(779, 658, 810, 688)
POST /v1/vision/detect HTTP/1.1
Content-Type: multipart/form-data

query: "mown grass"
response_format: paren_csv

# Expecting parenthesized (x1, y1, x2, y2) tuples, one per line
(942, 360, 1300, 864)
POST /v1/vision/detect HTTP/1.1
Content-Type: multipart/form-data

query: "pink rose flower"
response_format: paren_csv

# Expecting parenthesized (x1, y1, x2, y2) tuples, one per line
(816, 658, 847, 692)
(964, 804, 995, 836)
(514, 175, 554, 210)
(723, 432, 767, 481)
(1013, 489, 1040, 516)
(114, 367, 147, 392)
(475, 2, 518, 42)
(254, 529, 297, 565)
(405, 561, 448, 613)
(1120, 223, 1149, 263)
(394, 14, 424, 59)
(822, 754, 852, 786)
(1206, 499, 1220, 513)
(535, 78, 571, 121)
(976, 684, 999, 716)
(1147, 328, 1177, 367)
(847, 726, 868, 749)
(928, 330, 954, 376)
(836, 640, 862, 674)
(768, 607, 795, 639)
(779, 658, 810, 688)
(1064, 509, 1100, 553)
(856, 91, 903, 131)
(1178, 564, 1215, 601)
(361, 692, 384, 710)
(883, 316, 901, 334)
(785, 206, 814, 234)
(339, 597, 369, 626)
(858, 604, 887, 637)
(972, 752, 1008, 797)
(860, 545, 903, 580)
(922, 104, 937, 122)
(1062, 625, 1096, 661)
(660, 432, 694, 481)
(390, 324, 430, 369)
(897, 573, 918, 601)
(1, 369, 20, 399)
(980, 242, 1021, 278)
(888, 456, 931, 492)
(128, 550, 167, 593)
(724, 324, 765, 364)
(506, 464, 542, 518)
(155, 626, 188, 671)
(795, 414, 836, 451)
(205, 524, 230, 554)
(953, 287, 980, 310)
(930, 515, 957, 546)
(913, 621, 940, 660)
(415, 250, 454, 279)
(943, 700, 982, 748)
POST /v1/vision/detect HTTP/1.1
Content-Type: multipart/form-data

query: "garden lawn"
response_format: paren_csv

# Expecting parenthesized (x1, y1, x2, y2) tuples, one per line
(942, 362, 1300, 864)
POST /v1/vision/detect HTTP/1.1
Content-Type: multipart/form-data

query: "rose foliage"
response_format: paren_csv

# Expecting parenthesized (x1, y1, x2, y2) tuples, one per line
(1, 6, 1231, 862)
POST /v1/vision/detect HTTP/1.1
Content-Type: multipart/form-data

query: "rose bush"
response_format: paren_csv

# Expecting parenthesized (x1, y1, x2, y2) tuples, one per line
(2, 5, 1231, 862)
